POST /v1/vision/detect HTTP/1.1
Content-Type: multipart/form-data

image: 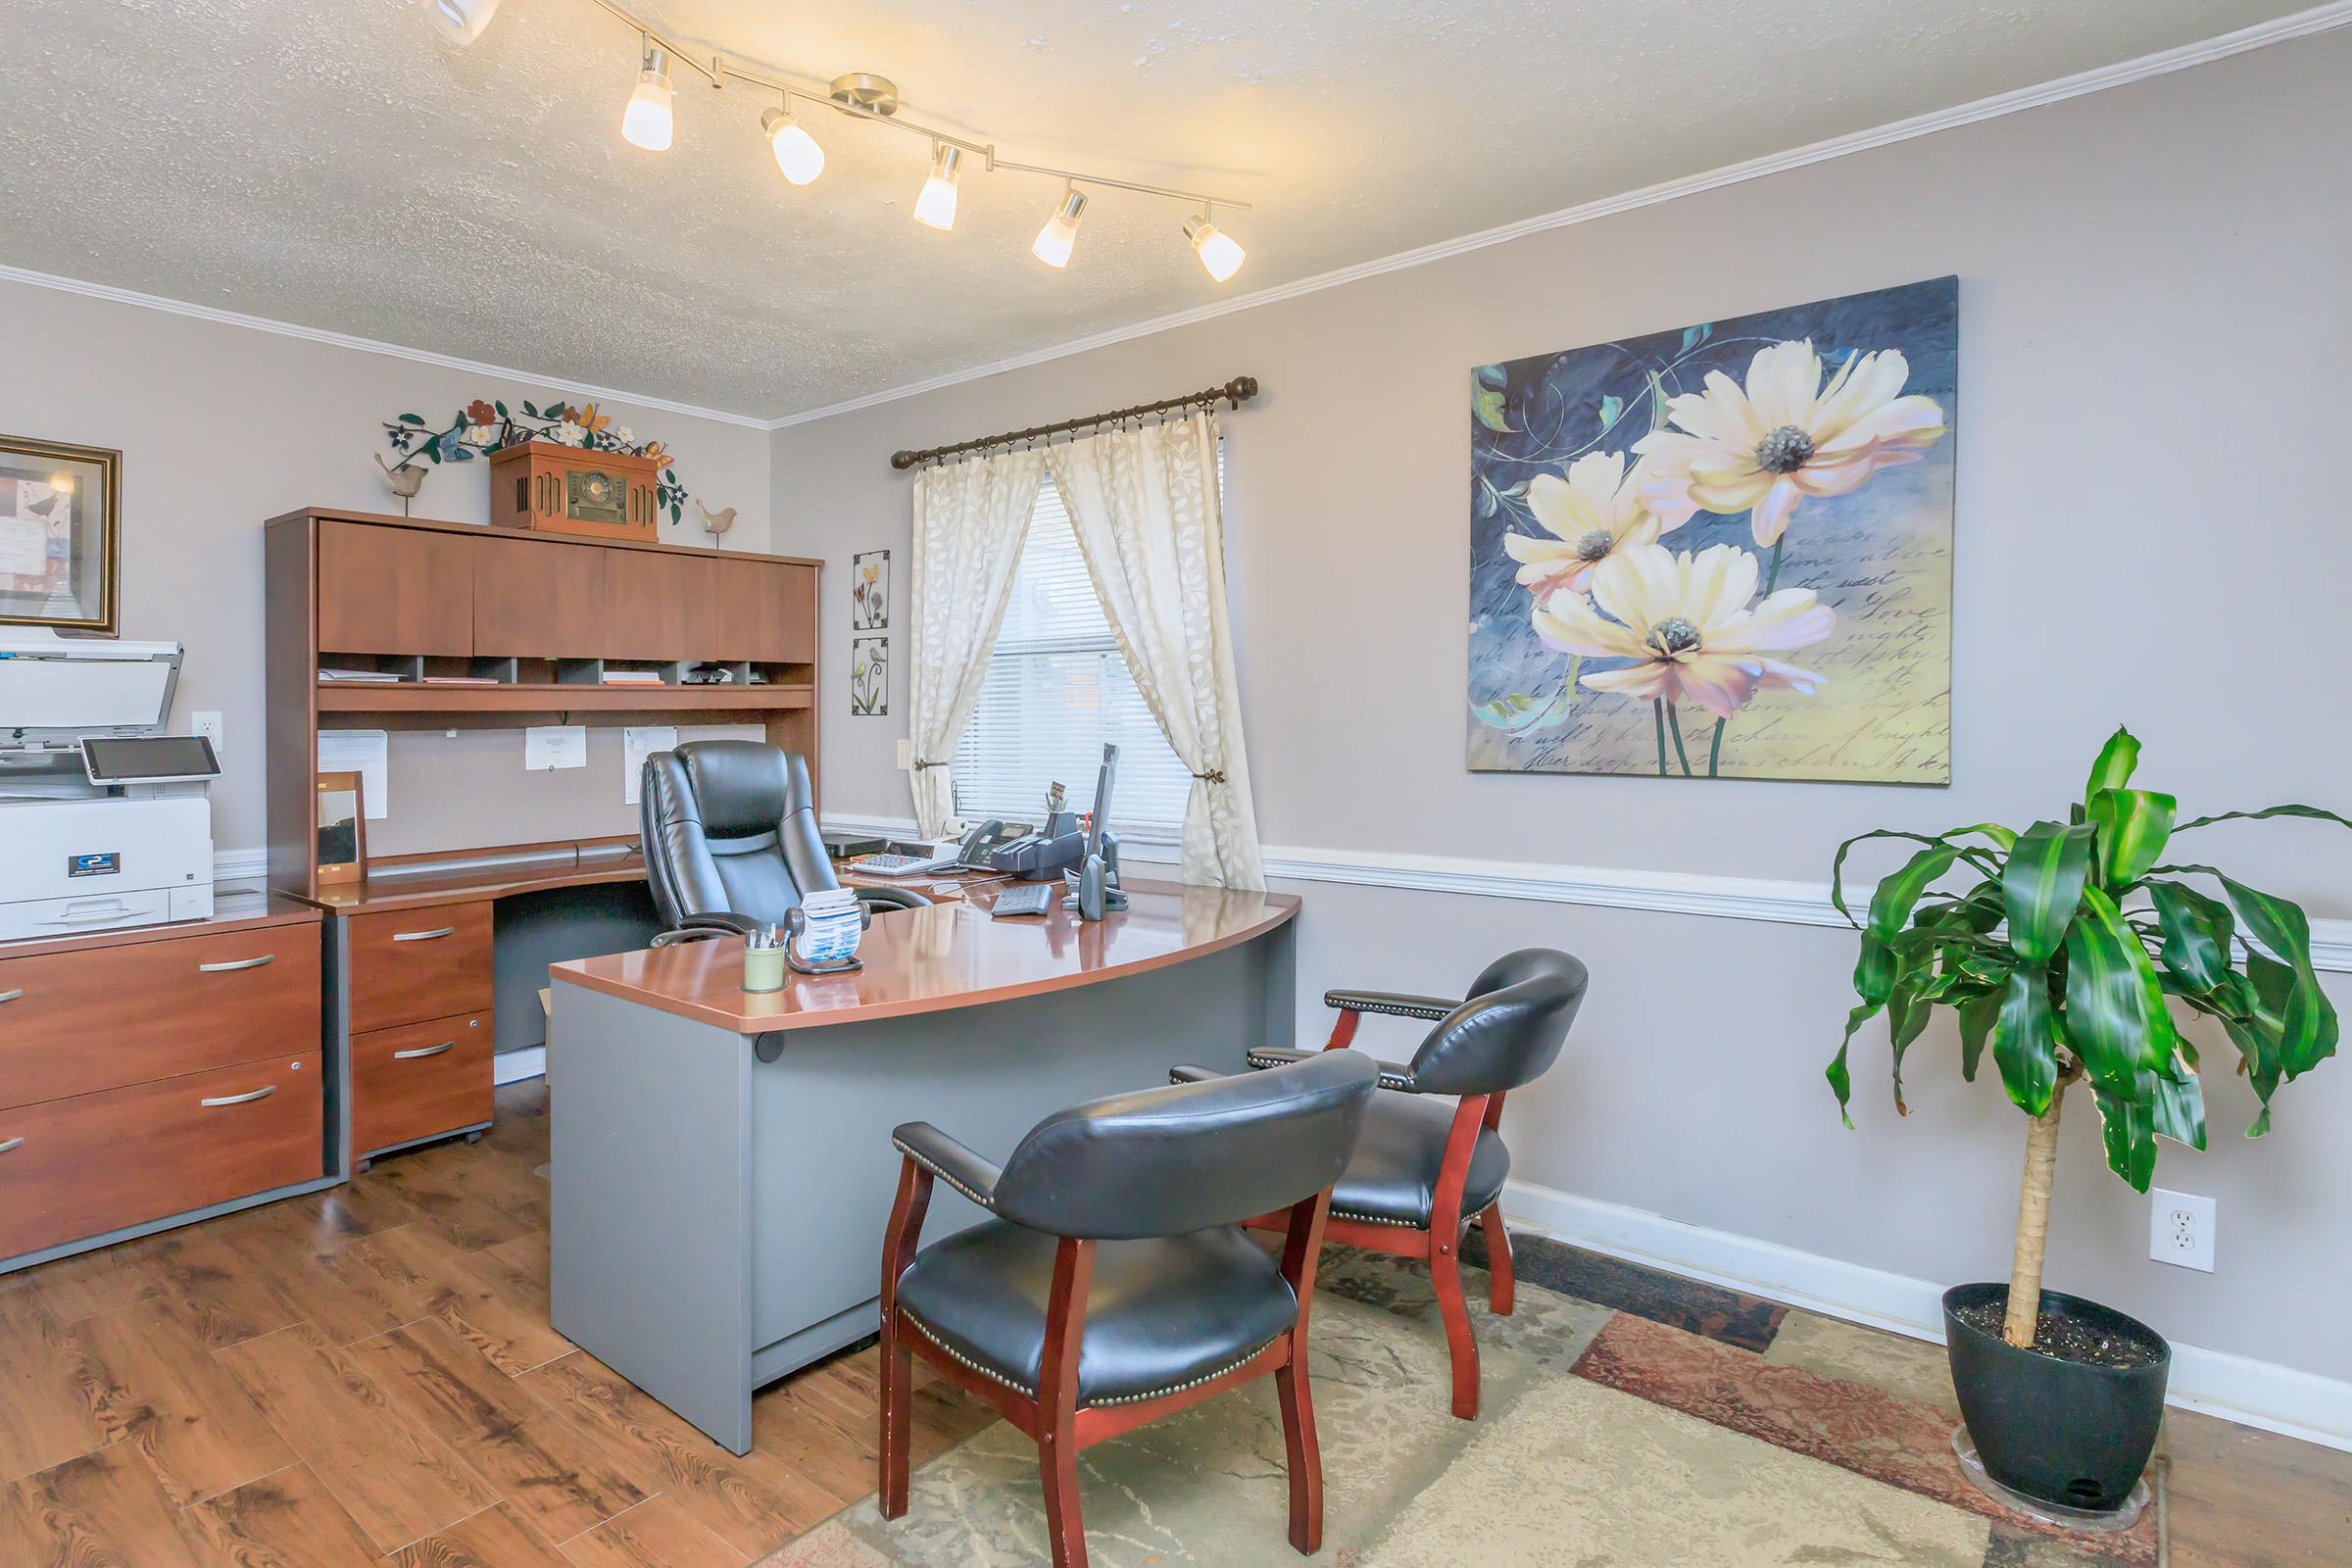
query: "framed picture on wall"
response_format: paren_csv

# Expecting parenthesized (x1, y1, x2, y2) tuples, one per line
(0, 433, 121, 634)
(852, 549, 890, 630)
(851, 636, 888, 716)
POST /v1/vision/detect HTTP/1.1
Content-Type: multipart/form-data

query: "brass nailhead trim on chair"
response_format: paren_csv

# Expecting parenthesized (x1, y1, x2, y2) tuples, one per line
(891, 1139, 996, 1208)
(900, 1315, 1285, 1409)
(1321, 994, 1451, 1020)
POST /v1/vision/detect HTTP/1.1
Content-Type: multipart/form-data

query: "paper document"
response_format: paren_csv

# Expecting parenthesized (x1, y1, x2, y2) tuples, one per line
(318, 729, 390, 819)
(622, 725, 678, 805)
(524, 724, 588, 771)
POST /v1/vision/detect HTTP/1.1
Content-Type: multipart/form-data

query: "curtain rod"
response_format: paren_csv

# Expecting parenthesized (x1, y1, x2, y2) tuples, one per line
(888, 376, 1259, 471)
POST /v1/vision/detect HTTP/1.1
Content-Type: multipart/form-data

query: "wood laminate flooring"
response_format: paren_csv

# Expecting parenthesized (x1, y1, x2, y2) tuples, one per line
(0, 1079, 993, 1567)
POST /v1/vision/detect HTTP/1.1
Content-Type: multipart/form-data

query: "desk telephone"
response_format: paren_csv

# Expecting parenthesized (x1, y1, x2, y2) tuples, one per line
(848, 818, 1029, 877)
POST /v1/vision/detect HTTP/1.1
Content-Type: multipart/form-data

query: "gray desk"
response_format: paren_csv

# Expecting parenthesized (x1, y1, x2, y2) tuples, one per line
(546, 881, 1299, 1452)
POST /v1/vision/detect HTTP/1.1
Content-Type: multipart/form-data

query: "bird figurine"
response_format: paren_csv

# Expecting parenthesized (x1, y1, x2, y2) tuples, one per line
(374, 454, 428, 515)
(696, 500, 738, 547)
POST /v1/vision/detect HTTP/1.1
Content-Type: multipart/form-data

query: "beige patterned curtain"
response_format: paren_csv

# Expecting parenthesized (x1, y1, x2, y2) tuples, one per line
(1047, 411, 1263, 890)
(906, 450, 1048, 838)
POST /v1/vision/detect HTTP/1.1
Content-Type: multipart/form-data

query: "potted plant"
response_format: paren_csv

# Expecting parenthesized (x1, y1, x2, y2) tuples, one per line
(1827, 727, 2343, 1514)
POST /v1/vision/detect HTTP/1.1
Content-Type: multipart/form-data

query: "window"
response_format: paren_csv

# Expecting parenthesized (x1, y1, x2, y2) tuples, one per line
(952, 474, 1194, 840)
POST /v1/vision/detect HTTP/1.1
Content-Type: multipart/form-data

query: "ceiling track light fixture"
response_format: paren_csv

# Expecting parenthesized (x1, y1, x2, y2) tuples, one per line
(1032, 183, 1088, 269)
(620, 35, 674, 151)
(427, 0, 1254, 281)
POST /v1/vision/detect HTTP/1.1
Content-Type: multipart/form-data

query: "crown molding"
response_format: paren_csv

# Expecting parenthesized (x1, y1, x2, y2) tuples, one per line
(0, 264, 771, 430)
(765, 1, 2352, 431)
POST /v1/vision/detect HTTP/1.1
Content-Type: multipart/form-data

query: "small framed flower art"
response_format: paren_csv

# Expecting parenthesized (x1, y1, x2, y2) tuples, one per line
(851, 636, 888, 717)
(1467, 276, 1957, 784)
(0, 433, 121, 634)
(852, 549, 890, 630)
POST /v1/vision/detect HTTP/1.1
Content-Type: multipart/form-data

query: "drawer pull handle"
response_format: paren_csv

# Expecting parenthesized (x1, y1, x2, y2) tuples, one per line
(394, 1041, 456, 1060)
(0, 989, 22, 1004)
(199, 1085, 277, 1108)
(0, 1137, 23, 1154)
(392, 926, 458, 942)
(198, 955, 275, 973)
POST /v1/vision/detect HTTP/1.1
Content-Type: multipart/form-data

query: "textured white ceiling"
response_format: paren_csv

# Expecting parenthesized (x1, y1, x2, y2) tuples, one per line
(0, 0, 2306, 418)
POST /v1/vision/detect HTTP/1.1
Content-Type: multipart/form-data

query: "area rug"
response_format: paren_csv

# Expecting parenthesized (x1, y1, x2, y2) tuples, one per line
(760, 1244, 2160, 1567)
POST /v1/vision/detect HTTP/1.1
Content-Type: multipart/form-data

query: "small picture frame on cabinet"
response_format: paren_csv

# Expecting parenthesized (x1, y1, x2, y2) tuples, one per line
(317, 770, 368, 885)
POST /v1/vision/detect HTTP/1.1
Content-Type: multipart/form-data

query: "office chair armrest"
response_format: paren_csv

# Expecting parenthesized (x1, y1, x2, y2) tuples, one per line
(649, 927, 730, 948)
(1322, 988, 1458, 1021)
(853, 886, 933, 911)
(681, 910, 764, 936)
(1247, 1046, 1417, 1090)
(890, 1122, 1003, 1209)
(1166, 1063, 1230, 1085)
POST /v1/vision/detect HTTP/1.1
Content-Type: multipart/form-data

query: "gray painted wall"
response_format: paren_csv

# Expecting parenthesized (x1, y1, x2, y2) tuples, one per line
(0, 283, 776, 858)
(769, 32, 2352, 1384)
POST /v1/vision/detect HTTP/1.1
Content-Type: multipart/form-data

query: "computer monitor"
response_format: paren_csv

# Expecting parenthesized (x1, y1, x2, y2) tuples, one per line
(1085, 744, 1118, 858)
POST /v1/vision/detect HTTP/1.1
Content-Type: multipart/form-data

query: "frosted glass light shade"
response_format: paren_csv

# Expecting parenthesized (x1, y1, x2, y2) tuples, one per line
(422, 0, 500, 45)
(621, 56, 674, 151)
(913, 144, 962, 230)
(761, 107, 824, 185)
(1184, 215, 1245, 282)
(1032, 188, 1088, 268)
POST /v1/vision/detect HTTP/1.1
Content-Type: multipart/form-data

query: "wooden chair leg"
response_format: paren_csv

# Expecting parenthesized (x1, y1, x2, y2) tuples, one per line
(878, 1330, 913, 1519)
(1431, 1237, 1481, 1420)
(1481, 1202, 1515, 1317)
(1039, 1429, 1087, 1567)
(1275, 1360, 1323, 1553)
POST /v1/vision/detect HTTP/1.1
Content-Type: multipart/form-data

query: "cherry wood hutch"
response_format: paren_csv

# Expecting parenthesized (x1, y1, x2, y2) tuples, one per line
(264, 507, 822, 1162)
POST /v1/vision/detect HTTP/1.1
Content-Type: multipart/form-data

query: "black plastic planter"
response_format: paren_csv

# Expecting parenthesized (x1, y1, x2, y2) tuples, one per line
(1942, 1283, 2170, 1513)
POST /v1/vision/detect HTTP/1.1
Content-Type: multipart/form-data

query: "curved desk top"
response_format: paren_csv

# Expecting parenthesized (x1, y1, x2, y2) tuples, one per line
(549, 879, 1298, 1034)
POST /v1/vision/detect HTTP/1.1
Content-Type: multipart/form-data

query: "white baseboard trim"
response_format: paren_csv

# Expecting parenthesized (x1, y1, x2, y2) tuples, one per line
(493, 1047, 547, 1087)
(1500, 1178, 2352, 1452)
(812, 822, 2352, 971)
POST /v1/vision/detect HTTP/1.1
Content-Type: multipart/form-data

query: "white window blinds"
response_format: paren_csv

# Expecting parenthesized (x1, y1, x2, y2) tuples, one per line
(951, 473, 1193, 839)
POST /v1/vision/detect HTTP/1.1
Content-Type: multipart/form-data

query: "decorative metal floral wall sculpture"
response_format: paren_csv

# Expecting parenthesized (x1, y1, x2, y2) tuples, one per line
(381, 397, 689, 525)
(851, 635, 888, 717)
(1468, 276, 1957, 782)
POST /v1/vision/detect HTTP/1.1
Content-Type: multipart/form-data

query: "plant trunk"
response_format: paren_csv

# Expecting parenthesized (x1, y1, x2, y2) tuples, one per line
(2004, 1077, 2068, 1348)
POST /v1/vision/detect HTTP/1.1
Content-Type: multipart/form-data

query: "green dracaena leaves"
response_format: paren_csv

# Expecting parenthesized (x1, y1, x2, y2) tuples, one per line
(1990, 966, 2059, 1116)
(2002, 822, 2092, 964)
(2148, 880, 2233, 992)
(2087, 788, 2176, 888)
(2084, 726, 2140, 803)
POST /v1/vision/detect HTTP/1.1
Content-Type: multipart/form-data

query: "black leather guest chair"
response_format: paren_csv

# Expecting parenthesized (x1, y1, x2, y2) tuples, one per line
(640, 739, 927, 942)
(879, 1052, 1380, 1568)
(1174, 948, 1587, 1420)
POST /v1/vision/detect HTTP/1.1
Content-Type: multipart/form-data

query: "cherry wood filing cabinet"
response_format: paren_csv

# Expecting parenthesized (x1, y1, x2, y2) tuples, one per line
(265, 508, 825, 1164)
(0, 902, 329, 1265)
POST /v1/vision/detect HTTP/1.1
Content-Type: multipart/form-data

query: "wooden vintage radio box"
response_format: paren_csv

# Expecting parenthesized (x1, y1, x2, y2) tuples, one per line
(489, 441, 662, 542)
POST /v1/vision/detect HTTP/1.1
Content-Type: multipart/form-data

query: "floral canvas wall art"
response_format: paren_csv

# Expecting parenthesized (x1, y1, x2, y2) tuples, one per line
(1467, 276, 1957, 783)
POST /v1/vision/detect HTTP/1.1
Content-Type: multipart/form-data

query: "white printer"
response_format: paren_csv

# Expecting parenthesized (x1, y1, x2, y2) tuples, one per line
(0, 630, 220, 944)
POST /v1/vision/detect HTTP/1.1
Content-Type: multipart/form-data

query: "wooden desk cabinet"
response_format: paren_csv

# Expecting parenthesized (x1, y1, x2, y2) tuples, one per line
(0, 901, 329, 1268)
(267, 507, 824, 1167)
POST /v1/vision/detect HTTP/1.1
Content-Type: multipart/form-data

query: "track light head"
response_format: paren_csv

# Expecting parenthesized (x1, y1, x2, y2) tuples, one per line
(760, 105, 825, 185)
(1031, 186, 1088, 269)
(621, 43, 674, 151)
(1184, 213, 1246, 282)
(913, 143, 962, 231)
(420, 0, 500, 45)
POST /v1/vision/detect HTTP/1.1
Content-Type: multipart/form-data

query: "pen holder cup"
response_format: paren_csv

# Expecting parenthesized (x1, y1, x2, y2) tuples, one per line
(742, 944, 788, 994)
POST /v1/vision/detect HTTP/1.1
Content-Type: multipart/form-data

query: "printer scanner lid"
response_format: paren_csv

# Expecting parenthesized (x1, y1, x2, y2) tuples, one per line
(0, 632, 183, 743)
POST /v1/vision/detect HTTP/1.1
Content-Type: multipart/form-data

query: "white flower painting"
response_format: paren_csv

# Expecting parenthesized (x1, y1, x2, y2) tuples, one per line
(1469, 277, 1957, 782)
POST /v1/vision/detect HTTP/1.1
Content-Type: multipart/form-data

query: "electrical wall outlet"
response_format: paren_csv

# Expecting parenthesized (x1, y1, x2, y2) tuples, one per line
(192, 710, 224, 752)
(2149, 1188, 2216, 1272)
(897, 738, 911, 770)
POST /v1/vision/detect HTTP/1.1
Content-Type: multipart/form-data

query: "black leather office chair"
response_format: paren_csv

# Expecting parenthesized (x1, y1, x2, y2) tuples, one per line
(1174, 948, 1588, 1420)
(640, 739, 927, 942)
(879, 1052, 1380, 1568)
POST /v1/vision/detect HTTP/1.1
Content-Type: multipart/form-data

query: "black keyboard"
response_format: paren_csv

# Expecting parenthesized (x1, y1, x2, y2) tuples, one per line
(990, 883, 1054, 918)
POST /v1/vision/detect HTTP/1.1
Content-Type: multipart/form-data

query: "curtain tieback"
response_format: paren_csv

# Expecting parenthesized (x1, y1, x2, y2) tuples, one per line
(1192, 769, 1228, 785)
(911, 759, 948, 770)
